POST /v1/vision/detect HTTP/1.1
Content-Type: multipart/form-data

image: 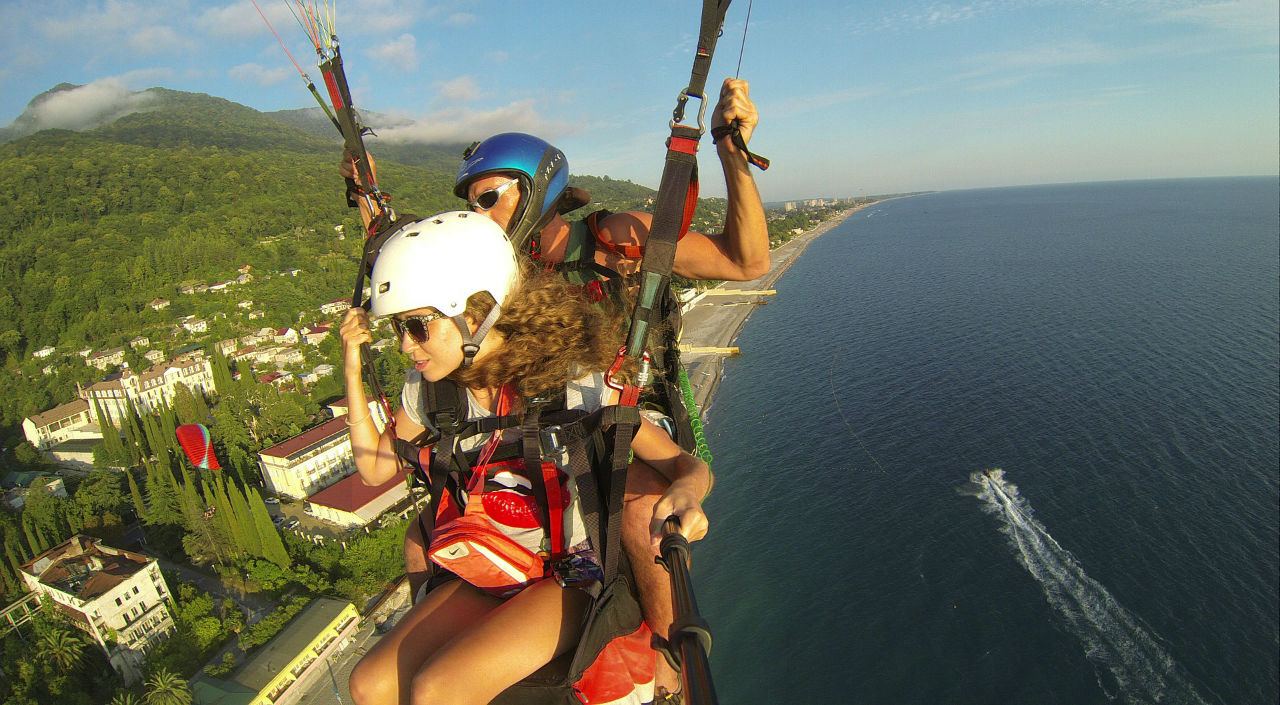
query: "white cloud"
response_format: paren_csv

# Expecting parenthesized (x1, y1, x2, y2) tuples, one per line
(128, 24, 183, 54)
(956, 40, 1119, 80)
(42, 0, 136, 39)
(230, 63, 293, 87)
(371, 100, 566, 144)
(1156, 0, 1279, 45)
(433, 76, 481, 103)
(772, 86, 885, 117)
(199, 2, 292, 38)
(370, 33, 418, 72)
(22, 78, 158, 132)
(445, 12, 478, 26)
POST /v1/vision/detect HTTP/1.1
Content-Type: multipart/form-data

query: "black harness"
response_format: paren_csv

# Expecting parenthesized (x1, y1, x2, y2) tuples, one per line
(396, 378, 647, 701)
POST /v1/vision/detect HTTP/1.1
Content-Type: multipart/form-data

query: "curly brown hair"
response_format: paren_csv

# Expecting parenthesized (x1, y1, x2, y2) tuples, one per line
(450, 267, 630, 398)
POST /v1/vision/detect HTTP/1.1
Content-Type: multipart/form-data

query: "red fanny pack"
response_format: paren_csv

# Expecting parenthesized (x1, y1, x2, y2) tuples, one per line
(428, 387, 566, 598)
(429, 511, 544, 598)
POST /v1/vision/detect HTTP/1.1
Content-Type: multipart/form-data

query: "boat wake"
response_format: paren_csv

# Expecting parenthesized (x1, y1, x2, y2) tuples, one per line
(972, 469, 1214, 705)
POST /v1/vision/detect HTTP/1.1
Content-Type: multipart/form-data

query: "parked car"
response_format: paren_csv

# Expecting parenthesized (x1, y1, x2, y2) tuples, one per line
(263, 497, 280, 505)
(286, 519, 300, 529)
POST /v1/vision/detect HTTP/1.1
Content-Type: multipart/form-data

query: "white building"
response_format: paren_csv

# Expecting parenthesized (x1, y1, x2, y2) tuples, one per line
(319, 299, 348, 317)
(22, 398, 96, 450)
(128, 336, 150, 349)
(182, 318, 208, 334)
(306, 471, 407, 528)
(87, 347, 126, 371)
(81, 352, 216, 427)
(257, 418, 360, 500)
(33, 346, 56, 359)
(20, 535, 175, 685)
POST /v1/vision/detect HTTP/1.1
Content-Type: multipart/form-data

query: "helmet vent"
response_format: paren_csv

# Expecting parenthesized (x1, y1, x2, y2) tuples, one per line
(378, 282, 391, 294)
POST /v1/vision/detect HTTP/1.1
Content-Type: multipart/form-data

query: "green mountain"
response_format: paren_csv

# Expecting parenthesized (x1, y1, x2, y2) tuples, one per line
(0, 84, 669, 438)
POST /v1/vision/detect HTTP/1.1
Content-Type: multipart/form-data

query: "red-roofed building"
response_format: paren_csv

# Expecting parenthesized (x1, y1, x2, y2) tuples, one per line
(306, 470, 408, 528)
(257, 417, 356, 500)
(20, 535, 174, 685)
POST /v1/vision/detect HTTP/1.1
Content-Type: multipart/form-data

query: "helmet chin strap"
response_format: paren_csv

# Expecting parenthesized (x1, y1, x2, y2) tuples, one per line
(451, 305, 502, 368)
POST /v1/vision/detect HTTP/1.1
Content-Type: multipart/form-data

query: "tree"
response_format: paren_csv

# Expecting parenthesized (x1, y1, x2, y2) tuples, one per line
(38, 628, 85, 671)
(209, 348, 234, 393)
(110, 692, 144, 705)
(73, 469, 126, 542)
(246, 487, 289, 567)
(143, 457, 184, 527)
(12, 441, 46, 469)
(171, 385, 199, 426)
(126, 468, 148, 521)
(143, 668, 192, 705)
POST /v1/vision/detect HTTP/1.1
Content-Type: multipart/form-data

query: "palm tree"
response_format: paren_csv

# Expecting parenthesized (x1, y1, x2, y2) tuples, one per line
(144, 668, 192, 705)
(109, 692, 144, 705)
(38, 628, 85, 671)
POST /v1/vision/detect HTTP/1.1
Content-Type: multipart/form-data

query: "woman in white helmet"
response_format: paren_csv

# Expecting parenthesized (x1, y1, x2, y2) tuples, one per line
(340, 212, 711, 705)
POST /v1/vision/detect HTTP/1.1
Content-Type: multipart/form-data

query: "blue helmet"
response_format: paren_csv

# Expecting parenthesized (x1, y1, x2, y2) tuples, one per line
(454, 133, 569, 252)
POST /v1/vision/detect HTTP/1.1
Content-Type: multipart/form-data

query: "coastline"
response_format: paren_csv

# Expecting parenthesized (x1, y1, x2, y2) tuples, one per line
(679, 202, 872, 417)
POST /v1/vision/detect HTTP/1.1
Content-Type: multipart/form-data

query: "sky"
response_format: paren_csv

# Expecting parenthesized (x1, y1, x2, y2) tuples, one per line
(0, 0, 1276, 201)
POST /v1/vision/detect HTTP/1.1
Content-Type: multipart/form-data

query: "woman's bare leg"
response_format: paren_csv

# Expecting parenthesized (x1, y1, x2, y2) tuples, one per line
(410, 578, 591, 705)
(349, 580, 499, 705)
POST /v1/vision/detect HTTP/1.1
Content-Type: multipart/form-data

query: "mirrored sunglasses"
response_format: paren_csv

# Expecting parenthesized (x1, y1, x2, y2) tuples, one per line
(466, 179, 518, 211)
(391, 312, 446, 344)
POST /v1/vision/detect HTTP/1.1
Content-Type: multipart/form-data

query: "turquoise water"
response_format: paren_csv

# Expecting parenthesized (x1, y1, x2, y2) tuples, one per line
(696, 177, 1279, 704)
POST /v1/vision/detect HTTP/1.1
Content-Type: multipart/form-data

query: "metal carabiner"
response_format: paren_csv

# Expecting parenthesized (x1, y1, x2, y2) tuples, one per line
(670, 88, 709, 135)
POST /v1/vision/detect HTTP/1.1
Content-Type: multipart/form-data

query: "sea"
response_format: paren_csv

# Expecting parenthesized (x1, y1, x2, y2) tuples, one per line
(695, 177, 1279, 704)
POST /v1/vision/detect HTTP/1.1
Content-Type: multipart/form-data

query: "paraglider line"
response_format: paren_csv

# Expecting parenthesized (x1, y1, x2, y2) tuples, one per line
(829, 346, 887, 474)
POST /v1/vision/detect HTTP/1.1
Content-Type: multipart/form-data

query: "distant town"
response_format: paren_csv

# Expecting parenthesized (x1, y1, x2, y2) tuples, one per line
(1, 200, 865, 704)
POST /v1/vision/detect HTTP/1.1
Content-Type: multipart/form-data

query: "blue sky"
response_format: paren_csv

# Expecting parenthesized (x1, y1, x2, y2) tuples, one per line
(1, 1, 1275, 200)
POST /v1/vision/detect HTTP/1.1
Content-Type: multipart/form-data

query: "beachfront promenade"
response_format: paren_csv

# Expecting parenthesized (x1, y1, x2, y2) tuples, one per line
(680, 206, 860, 413)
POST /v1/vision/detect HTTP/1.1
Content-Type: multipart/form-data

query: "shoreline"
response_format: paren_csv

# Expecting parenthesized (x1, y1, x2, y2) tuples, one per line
(678, 202, 874, 417)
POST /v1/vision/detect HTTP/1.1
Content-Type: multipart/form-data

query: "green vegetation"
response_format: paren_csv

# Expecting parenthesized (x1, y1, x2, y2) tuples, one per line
(0, 596, 123, 704)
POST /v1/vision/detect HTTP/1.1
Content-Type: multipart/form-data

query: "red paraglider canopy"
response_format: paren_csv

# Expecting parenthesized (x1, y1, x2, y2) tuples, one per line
(176, 424, 221, 470)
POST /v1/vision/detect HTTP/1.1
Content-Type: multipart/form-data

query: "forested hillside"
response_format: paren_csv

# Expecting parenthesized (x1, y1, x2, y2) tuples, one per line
(0, 86, 679, 438)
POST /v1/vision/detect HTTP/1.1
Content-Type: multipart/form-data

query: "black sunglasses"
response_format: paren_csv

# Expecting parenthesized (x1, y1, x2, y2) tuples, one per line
(466, 180, 517, 211)
(391, 312, 446, 344)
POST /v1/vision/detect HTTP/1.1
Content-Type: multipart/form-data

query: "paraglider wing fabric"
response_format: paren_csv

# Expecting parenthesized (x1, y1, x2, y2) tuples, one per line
(176, 424, 221, 470)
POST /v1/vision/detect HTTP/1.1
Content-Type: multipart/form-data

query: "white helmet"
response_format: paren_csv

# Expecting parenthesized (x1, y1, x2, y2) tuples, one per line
(369, 211, 518, 317)
(369, 211, 518, 366)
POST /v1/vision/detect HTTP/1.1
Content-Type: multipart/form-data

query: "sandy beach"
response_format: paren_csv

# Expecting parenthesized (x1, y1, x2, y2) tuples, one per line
(678, 203, 871, 416)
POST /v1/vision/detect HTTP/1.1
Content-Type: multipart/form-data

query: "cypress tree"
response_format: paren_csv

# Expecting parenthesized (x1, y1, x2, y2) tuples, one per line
(246, 487, 290, 567)
(4, 542, 26, 591)
(178, 465, 204, 530)
(145, 456, 184, 527)
(228, 478, 262, 558)
(93, 397, 126, 463)
(211, 349, 234, 394)
(160, 404, 181, 458)
(194, 387, 211, 423)
(142, 412, 164, 464)
(211, 473, 247, 556)
(204, 477, 241, 558)
(22, 516, 43, 555)
(126, 469, 147, 522)
(30, 519, 49, 554)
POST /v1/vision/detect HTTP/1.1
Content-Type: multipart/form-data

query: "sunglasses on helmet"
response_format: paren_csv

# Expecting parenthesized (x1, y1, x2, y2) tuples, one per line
(390, 312, 447, 344)
(466, 179, 518, 211)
